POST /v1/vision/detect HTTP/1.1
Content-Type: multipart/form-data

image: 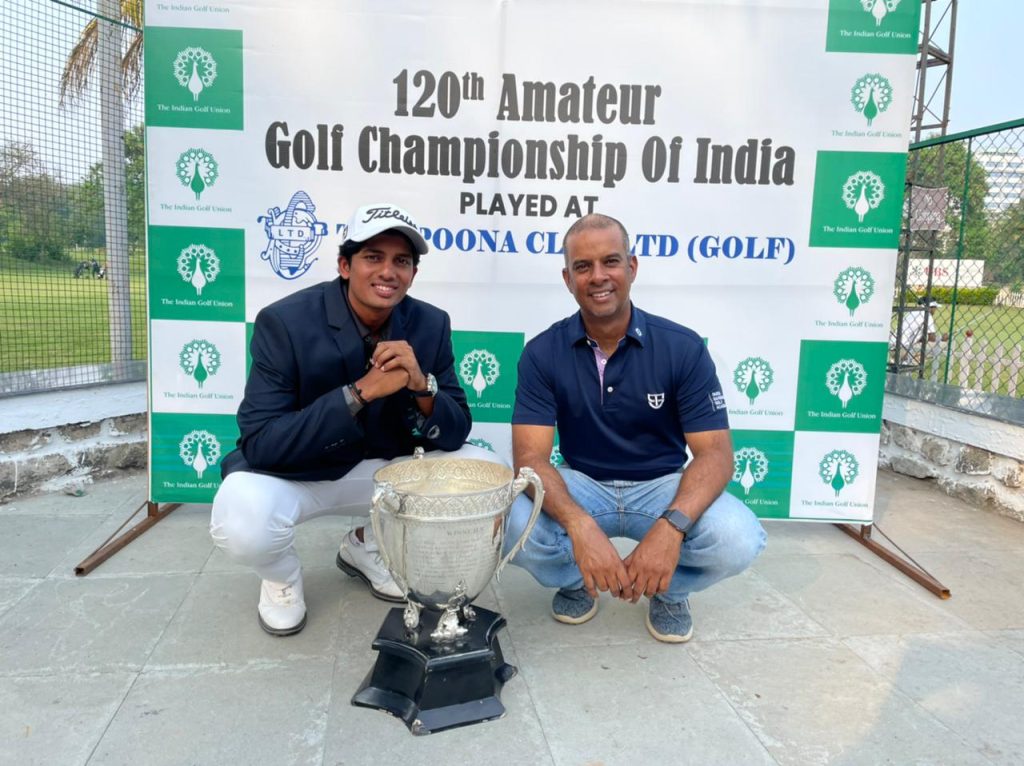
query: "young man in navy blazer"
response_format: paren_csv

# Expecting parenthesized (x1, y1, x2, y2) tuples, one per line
(211, 202, 492, 636)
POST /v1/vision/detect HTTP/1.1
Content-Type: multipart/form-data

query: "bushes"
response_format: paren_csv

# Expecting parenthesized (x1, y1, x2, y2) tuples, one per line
(926, 287, 1000, 306)
(898, 287, 1000, 307)
(4, 231, 68, 263)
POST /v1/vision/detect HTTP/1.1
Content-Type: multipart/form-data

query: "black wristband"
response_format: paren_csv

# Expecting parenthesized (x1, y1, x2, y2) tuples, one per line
(348, 383, 367, 406)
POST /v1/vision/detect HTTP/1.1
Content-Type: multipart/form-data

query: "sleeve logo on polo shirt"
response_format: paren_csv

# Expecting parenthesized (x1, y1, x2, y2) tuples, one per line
(709, 390, 727, 411)
(647, 393, 665, 409)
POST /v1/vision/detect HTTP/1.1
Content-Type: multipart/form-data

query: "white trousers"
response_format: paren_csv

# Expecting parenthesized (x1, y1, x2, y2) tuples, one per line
(209, 444, 504, 585)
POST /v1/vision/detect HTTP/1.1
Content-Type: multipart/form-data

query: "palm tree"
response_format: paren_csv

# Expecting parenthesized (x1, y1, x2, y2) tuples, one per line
(59, 0, 143, 106)
(59, 0, 143, 371)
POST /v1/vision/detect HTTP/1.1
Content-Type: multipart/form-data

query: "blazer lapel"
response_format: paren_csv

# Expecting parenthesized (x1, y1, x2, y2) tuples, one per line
(324, 278, 366, 383)
(389, 299, 410, 343)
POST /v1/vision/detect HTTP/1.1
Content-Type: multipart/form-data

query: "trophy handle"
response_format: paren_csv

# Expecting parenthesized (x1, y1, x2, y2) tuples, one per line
(495, 467, 544, 577)
(370, 482, 400, 577)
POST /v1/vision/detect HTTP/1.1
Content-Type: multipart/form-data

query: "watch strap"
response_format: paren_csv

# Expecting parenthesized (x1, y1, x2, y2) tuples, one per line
(660, 509, 693, 537)
(411, 373, 437, 398)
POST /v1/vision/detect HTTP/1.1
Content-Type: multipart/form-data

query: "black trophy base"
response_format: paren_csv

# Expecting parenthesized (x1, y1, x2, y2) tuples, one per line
(351, 605, 517, 736)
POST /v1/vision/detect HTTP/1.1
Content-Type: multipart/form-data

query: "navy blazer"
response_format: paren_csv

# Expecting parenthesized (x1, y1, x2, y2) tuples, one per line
(220, 278, 471, 481)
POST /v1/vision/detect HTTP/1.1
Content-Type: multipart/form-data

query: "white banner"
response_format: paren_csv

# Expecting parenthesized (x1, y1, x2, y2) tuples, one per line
(144, 0, 923, 521)
(909, 259, 985, 288)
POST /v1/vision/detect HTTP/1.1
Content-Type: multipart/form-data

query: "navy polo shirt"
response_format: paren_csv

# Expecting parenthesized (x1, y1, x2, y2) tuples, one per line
(513, 305, 729, 482)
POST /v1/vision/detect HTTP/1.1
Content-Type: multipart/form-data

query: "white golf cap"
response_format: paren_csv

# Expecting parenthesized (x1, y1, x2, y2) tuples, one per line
(341, 202, 428, 255)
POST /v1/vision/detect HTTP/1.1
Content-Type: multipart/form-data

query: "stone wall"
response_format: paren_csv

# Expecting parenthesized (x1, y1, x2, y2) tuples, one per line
(880, 394, 1024, 522)
(0, 415, 148, 501)
(3, 382, 1022, 524)
(0, 383, 148, 501)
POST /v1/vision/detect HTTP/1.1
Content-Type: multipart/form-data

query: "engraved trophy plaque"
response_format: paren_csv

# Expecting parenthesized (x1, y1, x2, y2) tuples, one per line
(351, 449, 543, 735)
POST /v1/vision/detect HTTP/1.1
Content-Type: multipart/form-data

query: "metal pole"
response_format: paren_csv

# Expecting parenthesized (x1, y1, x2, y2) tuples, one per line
(75, 501, 182, 575)
(944, 135, 972, 383)
(835, 524, 951, 599)
(98, 0, 133, 376)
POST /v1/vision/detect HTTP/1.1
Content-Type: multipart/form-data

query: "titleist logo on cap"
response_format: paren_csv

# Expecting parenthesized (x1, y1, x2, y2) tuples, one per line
(361, 206, 416, 227)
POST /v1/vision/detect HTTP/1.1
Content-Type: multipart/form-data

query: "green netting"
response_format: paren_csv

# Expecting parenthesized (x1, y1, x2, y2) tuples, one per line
(0, 0, 145, 394)
(892, 119, 1024, 406)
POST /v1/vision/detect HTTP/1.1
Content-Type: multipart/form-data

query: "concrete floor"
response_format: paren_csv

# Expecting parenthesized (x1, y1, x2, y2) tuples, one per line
(2, 468, 1023, 765)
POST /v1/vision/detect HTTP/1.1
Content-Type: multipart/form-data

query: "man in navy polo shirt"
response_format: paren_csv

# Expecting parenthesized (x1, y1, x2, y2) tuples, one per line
(506, 213, 766, 643)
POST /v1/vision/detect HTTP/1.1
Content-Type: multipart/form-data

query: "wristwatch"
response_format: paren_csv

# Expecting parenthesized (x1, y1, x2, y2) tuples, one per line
(660, 509, 693, 538)
(411, 373, 438, 398)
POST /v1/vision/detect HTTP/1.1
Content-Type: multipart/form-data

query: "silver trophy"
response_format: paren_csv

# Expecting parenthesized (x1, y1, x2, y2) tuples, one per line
(353, 448, 544, 734)
(369, 448, 544, 643)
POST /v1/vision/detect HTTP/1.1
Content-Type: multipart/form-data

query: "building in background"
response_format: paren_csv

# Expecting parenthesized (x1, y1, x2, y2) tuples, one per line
(977, 150, 1024, 212)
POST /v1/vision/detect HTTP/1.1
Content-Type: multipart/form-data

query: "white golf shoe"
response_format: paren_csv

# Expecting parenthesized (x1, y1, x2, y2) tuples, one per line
(257, 575, 306, 636)
(336, 528, 404, 602)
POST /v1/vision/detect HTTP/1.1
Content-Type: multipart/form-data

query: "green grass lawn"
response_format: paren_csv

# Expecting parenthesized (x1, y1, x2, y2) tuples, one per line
(895, 304, 1024, 397)
(0, 250, 148, 373)
(929, 304, 1024, 397)
(933, 304, 1024, 349)
(3, 252, 1021, 399)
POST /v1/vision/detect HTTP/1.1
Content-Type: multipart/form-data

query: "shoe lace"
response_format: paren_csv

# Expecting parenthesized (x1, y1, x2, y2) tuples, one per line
(358, 536, 393, 585)
(276, 584, 296, 604)
(653, 597, 685, 617)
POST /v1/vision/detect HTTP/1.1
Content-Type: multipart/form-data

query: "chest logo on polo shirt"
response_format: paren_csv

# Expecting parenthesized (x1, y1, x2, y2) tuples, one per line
(647, 393, 665, 409)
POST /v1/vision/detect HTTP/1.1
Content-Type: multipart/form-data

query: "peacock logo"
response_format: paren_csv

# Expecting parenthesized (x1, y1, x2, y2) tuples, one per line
(177, 244, 220, 296)
(861, 0, 901, 27)
(733, 357, 774, 405)
(825, 359, 867, 409)
(819, 450, 859, 497)
(173, 47, 217, 102)
(850, 73, 892, 127)
(842, 171, 885, 223)
(175, 148, 218, 201)
(178, 340, 222, 389)
(733, 447, 768, 496)
(459, 349, 500, 398)
(179, 430, 221, 479)
(833, 267, 875, 317)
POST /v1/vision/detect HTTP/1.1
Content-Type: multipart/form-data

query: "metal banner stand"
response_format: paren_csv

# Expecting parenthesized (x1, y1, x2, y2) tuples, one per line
(835, 523, 951, 599)
(74, 500, 181, 575)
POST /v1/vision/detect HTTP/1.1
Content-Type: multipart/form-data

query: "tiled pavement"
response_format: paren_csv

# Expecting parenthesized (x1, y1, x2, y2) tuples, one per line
(2, 469, 1023, 765)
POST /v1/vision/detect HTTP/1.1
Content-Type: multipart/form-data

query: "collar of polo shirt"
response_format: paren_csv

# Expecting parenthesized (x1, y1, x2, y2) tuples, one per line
(568, 304, 647, 348)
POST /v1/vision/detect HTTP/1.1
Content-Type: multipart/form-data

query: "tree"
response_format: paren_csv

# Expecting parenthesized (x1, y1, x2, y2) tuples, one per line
(988, 199, 1024, 287)
(907, 140, 993, 265)
(123, 125, 145, 248)
(59, 0, 143, 106)
(0, 142, 45, 184)
(78, 125, 145, 249)
(60, 0, 142, 367)
(0, 143, 72, 262)
(71, 163, 107, 249)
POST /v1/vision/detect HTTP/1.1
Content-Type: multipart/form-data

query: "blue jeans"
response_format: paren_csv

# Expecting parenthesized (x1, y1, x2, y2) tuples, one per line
(503, 467, 767, 604)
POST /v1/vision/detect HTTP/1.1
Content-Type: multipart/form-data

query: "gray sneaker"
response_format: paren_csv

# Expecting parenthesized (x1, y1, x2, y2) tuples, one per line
(551, 587, 598, 625)
(645, 596, 694, 643)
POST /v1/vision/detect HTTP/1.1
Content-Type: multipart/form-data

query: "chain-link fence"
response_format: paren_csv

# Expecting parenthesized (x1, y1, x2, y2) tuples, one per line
(891, 118, 1024, 415)
(0, 0, 145, 396)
